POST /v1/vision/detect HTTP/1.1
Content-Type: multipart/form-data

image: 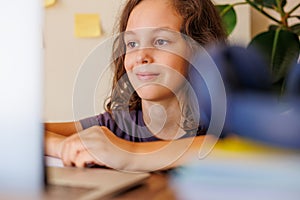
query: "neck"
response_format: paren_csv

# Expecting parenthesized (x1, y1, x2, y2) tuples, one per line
(142, 97, 185, 140)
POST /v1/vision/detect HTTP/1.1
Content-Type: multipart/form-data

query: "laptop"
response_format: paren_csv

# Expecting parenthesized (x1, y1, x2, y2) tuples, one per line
(43, 156, 149, 199)
(0, 1, 149, 199)
(45, 165, 149, 200)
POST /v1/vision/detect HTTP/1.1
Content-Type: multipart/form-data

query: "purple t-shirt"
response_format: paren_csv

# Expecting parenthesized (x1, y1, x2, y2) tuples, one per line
(80, 109, 205, 142)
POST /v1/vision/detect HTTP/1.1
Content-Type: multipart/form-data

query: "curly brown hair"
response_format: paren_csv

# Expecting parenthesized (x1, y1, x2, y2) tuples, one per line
(106, 0, 227, 113)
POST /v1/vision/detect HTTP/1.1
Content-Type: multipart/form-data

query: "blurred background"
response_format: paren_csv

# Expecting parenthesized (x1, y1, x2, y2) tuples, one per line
(44, 0, 299, 121)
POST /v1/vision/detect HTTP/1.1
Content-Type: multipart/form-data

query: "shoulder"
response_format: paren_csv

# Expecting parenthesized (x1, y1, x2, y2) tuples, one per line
(79, 111, 114, 130)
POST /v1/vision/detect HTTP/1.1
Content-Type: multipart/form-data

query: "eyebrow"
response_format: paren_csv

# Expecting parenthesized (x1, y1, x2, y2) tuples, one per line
(124, 27, 179, 37)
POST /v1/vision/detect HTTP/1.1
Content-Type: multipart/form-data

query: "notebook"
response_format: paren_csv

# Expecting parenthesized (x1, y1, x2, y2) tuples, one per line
(0, 1, 149, 199)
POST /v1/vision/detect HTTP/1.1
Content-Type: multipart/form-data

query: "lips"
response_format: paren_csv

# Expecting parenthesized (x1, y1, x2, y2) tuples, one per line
(136, 72, 160, 81)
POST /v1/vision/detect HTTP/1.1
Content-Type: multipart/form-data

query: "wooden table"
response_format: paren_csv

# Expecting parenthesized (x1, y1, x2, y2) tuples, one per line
(111, 171, 178, 200)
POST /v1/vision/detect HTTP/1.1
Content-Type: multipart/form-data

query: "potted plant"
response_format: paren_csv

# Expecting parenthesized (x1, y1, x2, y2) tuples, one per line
(216, 0, 300, 94)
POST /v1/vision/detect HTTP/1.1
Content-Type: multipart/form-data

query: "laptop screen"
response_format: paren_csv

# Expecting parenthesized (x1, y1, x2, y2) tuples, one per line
(0, 0, 44, 197)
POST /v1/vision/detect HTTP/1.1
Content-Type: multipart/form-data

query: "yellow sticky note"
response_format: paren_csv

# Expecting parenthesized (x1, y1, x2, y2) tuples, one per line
(74, 14, 101, 38)
(45, 0, 56, 8)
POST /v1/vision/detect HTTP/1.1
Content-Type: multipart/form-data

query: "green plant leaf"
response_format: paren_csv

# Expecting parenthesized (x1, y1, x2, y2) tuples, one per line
(291, 23, 300, 35)
(248, 29, 300, 84)
(253, 0, 287, 9)
(215, 4, 237, 35)
(268, 24, 279, 31)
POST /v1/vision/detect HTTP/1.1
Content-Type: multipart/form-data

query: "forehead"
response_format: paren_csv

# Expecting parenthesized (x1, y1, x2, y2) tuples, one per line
(124, 27, 181, 39)
(126, 0, 182, 32)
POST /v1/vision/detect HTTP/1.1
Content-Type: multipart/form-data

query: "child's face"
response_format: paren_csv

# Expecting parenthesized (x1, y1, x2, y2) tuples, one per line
(124, 0, 191, 102)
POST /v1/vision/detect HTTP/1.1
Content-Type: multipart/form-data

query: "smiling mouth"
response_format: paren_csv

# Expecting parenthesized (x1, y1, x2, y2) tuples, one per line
(136, 73, 160, 81)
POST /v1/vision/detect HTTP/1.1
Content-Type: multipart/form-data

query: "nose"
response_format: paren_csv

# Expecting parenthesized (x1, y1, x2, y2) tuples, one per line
(125, 48, 154, 72)
(136, 49, 153, 65)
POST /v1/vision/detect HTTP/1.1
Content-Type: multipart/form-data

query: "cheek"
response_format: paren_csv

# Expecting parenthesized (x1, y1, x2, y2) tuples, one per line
(124, 55, 132, 71)
(124, 51, 138, 72)
(181, 60, 190, 76)
(168, 57, 189, 76)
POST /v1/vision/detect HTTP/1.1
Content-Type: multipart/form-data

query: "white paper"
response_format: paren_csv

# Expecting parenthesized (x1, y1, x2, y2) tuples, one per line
(45, 156, 64, 167)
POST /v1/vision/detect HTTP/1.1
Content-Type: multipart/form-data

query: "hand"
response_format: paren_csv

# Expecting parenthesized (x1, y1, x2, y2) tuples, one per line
(58, 125, 209, 172)
(59, 126, 130, 168)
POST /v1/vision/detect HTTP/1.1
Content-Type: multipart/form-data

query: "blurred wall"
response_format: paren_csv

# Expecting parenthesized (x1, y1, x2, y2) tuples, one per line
(44, 0, 125, 121)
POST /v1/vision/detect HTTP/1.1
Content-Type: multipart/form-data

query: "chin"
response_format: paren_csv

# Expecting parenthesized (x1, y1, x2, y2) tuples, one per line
(136, 85, 174, 101)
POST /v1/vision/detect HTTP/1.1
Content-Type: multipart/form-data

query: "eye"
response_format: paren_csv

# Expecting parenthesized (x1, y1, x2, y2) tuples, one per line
(154, 39, 169, 46)
(126, 41, 139, 49)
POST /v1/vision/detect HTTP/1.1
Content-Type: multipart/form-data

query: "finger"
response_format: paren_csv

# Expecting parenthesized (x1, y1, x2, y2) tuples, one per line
(60, 139, 72, 166)
(60, 135, 85, 166)
(74, 150, 105, 168)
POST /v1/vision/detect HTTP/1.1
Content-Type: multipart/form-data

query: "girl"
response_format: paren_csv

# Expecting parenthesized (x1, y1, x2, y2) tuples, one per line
(45, 0, 226, 171)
